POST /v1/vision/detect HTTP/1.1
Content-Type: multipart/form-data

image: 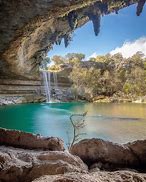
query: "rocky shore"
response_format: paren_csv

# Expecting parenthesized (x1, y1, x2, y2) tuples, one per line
(92, 95, 146, 104)
(33, 171, 146, 182)
(0, 128, 146, 182)
(0, 95, 46, 106)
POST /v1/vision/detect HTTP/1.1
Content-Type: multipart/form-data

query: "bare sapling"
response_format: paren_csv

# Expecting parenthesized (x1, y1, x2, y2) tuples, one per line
(68, 111, 87, 150)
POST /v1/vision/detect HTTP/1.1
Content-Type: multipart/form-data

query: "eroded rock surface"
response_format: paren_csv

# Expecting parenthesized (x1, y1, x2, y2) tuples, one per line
(0, 128, 64, 151)
(0, 129, 146, 182)
(127, 140, 146, 166)
(70, 138, 146, 171)
(0, 146, 87, 182)
(33, 171, 146, 182)
(0, 95, 46, 106)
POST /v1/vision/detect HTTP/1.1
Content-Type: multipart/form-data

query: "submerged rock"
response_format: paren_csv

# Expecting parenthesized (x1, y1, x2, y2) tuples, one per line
(0, 128, 64, 151)
(0, 146, 87, 182)
(70, 138, 146, 171)
(33, 171, 146, 182)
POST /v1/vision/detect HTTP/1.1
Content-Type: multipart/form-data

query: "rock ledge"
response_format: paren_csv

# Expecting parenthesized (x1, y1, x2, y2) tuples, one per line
(0, 128, 64, 151)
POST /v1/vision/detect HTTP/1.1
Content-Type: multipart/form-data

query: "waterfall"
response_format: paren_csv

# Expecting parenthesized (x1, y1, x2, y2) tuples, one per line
(42, 71, 51, 102)
(42, 70, 59, 102)
(53, 72, 58, 90)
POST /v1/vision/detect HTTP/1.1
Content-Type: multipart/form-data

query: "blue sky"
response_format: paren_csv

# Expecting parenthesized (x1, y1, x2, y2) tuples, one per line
(48, 4, 146, 59)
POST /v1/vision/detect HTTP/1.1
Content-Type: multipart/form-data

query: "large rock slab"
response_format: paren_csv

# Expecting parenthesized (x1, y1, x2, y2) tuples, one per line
(0, 146, 87, 182)
(126, 140, 146, 169)
(33, 171, 146, 182)
(0, 128, 64, 151)
(70, 138, 146, 171)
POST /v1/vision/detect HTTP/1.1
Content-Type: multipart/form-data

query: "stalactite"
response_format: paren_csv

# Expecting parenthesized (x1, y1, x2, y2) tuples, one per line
(113, 7, 119, 14)
(92, 15, 101, 36)
(124, 0, 130, 6)
(64, 33, 72, 48)
(67, 11, 78, 30)
(87, 13, 101, 36)
(97, 2, 108, 15)
(137, 0, 146, 16)
(55, 37, 62, 45)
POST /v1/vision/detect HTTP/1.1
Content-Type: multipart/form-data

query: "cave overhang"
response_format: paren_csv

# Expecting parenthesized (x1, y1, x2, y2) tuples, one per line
(0, 0, 143, 80)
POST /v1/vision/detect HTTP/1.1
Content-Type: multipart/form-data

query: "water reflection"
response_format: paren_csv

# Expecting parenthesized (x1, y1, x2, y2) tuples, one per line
(0, 102, 146, 145)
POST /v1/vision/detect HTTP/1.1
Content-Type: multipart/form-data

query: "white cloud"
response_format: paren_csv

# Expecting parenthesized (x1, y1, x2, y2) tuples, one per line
(110, 37, 146, 58)
(88, 52, 98, 59)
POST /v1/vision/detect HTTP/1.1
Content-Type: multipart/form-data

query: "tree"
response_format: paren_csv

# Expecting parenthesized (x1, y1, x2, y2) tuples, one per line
(130, 52, 144, 68)
(70, 66, 101, 99)
(68, 51, 146, 100)
(51, 55, 65, 65)
(111, 53, 123, 62)
(89, 57, 96, 62)
(65, 53, 85, 65)
(124, 67, 146, 96)
(67, 112, 87, 149)
(94, 55, 106, 63)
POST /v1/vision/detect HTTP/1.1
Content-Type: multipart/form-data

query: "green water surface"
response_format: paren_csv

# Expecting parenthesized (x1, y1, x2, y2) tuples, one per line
(0, 102, 146, 144)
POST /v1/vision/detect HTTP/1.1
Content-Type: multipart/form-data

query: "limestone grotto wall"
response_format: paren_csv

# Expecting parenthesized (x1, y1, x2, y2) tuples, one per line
(0, 0, 145, 104)
(0, 0, 142, 79)
(0, 71, 73, 105)
(0, 78, 45, 105)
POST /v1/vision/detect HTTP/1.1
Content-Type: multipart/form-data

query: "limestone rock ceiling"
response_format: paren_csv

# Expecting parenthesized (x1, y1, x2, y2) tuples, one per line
(0, 0, 144, 79)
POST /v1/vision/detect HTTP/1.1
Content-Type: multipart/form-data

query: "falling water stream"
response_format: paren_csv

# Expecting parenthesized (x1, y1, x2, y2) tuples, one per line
(42, 71, 58, 102)
(53, 72, 58, 90)
(42, 71, 51, 102)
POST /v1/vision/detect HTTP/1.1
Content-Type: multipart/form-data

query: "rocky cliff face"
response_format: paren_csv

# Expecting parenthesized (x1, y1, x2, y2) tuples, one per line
(0, 69, 73, 105)
(0, 78, 45, 105)
(1, 0, 145, 103)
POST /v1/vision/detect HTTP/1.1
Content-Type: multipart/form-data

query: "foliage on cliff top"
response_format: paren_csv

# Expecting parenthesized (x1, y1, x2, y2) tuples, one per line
(69, 52, 146, 99)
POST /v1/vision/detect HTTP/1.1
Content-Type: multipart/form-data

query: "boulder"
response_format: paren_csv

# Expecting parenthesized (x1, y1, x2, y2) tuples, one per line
(70, 138, 146, 170)
(126, 140, 146, 169)
(32, 171, 146, 182)
(0, 146, 88, 182)
(0, 128, 64, 151)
